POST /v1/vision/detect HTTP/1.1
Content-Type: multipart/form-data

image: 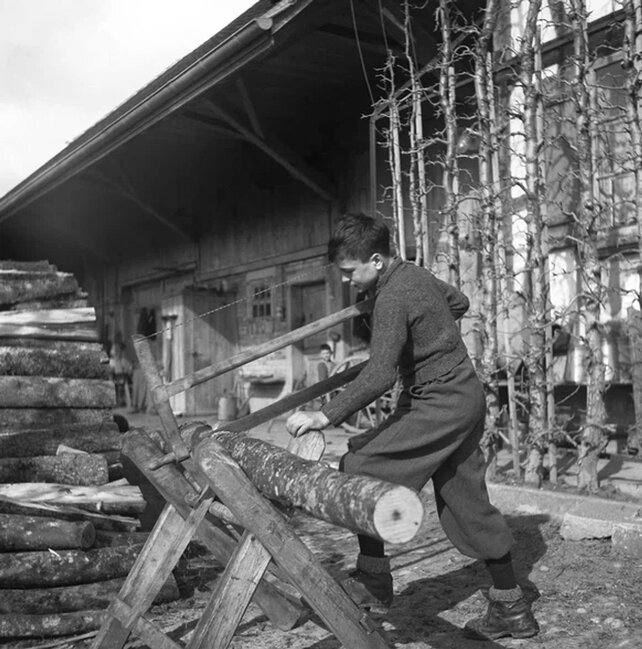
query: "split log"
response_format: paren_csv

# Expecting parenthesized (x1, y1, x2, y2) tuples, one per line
(0, 542, 145, 588)
(0, 610, 104, 638)
(0, 322, 99, 342)
(193, 431, 424, 544)
(0, 497, 139, 532)
(0, 408, 111, 430)
(0, 376, 115, 408)
(0, 513, 95, 551)
(0, 270, 80, 307)
(0, 342, 109, 378)
(0, 454, 109, 486)
(0, 483, 145, 515)
(10, 296, 88, 311)
(0, 307, 96, 327)
(0, 422, 121, 457)
(0, 574, 179, 614)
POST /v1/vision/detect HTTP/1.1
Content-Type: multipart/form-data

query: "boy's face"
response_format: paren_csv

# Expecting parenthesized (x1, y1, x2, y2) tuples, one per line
(320, 348, 332, 361)
(337, 254, 382, 292)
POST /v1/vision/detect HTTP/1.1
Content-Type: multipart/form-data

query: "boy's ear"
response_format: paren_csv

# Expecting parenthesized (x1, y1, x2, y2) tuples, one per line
(370, 253, 384, 270)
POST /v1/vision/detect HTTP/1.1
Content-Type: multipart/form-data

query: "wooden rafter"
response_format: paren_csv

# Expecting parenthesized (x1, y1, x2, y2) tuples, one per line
(235, 77, 264, 139)
(196, 99, 336, 202)
(84, 168, 193, 243)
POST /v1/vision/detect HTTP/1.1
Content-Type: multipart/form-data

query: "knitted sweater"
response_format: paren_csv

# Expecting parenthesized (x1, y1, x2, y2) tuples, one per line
(322, 257, 470, 426)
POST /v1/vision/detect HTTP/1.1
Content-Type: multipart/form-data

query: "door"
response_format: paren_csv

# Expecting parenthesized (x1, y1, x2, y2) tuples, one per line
(290, 281, 327, 353)
(184, 288, 239, 415)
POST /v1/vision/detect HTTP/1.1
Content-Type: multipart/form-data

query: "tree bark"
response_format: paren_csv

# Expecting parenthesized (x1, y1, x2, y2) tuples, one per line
(0, 575, 179, 614)
(0, 408, 111, 430)
(0, 377, 115, 408)
(0, 513, 95, 551)
(0, 270, 80, 307)
(192, 430, 424, 544)
(0, 610, 104, 639)
(0, 342, 109, 379)
(0, 454, 109, 486)
(0, 543, 144, 588)
(0, 422, 121, 457)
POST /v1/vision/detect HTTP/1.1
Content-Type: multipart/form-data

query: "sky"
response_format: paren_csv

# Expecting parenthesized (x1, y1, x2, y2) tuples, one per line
(0, 0, 256, 198)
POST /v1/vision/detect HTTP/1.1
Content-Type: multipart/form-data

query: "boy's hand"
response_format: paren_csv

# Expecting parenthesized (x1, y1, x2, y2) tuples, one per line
(286, 410, 330, 437)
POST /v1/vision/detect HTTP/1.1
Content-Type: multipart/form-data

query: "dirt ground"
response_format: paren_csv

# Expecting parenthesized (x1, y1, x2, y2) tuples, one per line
(4, 417, 642, 649)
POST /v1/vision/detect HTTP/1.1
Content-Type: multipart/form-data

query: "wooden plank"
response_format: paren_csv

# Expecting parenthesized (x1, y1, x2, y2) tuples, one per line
(92, 500, 210, 649)
(186, 531, 271, 649)
(122, 428, 304, 631)
(0, 408, 110, 430)
(0, 342, 109, 379)
(0, 307, 96, 326)
(161, 298, 374, 397)
(193, 440, 390, 649)
(0, 376, 115, 408)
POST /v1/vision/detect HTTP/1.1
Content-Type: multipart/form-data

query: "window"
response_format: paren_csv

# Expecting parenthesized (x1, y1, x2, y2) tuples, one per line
(250, 284, 272, 319)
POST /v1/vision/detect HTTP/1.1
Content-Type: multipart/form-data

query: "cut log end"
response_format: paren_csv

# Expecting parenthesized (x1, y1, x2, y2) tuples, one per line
(371, 486, 424, 544)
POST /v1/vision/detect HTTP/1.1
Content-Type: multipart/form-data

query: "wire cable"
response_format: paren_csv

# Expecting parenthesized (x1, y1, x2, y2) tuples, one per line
(350, 0, 375, 105)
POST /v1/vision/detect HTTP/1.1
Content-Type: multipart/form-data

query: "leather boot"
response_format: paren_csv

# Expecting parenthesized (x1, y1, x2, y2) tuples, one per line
(464, 586, 539, 640)
(341, 554, 393, 614)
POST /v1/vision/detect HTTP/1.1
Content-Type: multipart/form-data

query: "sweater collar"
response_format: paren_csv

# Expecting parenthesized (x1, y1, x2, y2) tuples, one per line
(375, 256, 402, 296)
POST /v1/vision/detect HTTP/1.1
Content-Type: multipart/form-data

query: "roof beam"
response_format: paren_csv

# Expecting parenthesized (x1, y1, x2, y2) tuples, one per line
(235, 77, 264, 139)
(198, 99, 335, 202)
(85, 166, 193, 242)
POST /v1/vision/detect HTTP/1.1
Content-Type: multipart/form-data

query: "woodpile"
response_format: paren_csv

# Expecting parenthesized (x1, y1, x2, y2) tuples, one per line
(0, 261, 180, 640)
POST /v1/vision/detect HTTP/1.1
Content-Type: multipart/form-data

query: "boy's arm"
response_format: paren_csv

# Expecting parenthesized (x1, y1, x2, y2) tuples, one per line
(434, 277, 469, 320)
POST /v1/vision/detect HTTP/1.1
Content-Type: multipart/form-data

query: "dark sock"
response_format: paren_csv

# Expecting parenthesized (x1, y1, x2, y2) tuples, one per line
(485, 552, 517, 590)
(358, 534, 385, 558)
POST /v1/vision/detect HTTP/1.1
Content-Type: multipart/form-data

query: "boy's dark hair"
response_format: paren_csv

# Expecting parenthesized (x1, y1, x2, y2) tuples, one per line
(320, 343, 332, 353)
(328, 213, 391, 263)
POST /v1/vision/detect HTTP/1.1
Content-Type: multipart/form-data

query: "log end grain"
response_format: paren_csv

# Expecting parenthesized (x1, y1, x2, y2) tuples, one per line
(372, 486, 424, 544)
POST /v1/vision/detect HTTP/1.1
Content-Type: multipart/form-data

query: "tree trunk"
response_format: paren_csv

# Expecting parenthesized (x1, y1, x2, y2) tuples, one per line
(192, 430, 424, 544)
(0, 408, 111, 430)
(0, 574, 179, 614)
(0, 610, 104, 639)
(0, 514, 95, 551)
(0, 483, 144, 514)
(0, 496, 139, 532)
(0, 543, 144, 588)
(0, 342, 109, 379)
(0, 422, 121, 457)
(0, 270, 80, 306)
(0, 376, 115, 408)
(0, 454, 109, 486)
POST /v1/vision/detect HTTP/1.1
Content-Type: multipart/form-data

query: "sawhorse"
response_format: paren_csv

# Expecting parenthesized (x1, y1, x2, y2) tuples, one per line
(92, 321, 391, 649)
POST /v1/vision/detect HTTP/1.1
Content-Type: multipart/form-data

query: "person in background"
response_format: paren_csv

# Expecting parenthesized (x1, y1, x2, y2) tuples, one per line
(109, 343, 133, 408)
(316, 343, 336, 407)
(286, 213, 539, 641)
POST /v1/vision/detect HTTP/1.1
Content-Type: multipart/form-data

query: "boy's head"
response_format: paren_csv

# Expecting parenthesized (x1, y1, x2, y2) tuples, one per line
(328, 213, 392, 292)
(320, 343, 333, 361)
(328, 213, 391, 263)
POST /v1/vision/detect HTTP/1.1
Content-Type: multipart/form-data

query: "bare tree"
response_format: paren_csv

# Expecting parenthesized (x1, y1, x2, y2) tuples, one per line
(568, 0, 608, 492)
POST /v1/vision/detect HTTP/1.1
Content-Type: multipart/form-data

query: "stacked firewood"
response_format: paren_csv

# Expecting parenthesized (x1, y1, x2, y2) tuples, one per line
(0, 261, 179, 639)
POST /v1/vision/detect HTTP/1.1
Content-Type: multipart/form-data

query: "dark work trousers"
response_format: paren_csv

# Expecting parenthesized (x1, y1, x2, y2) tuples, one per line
(340, 356, 514, 560)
